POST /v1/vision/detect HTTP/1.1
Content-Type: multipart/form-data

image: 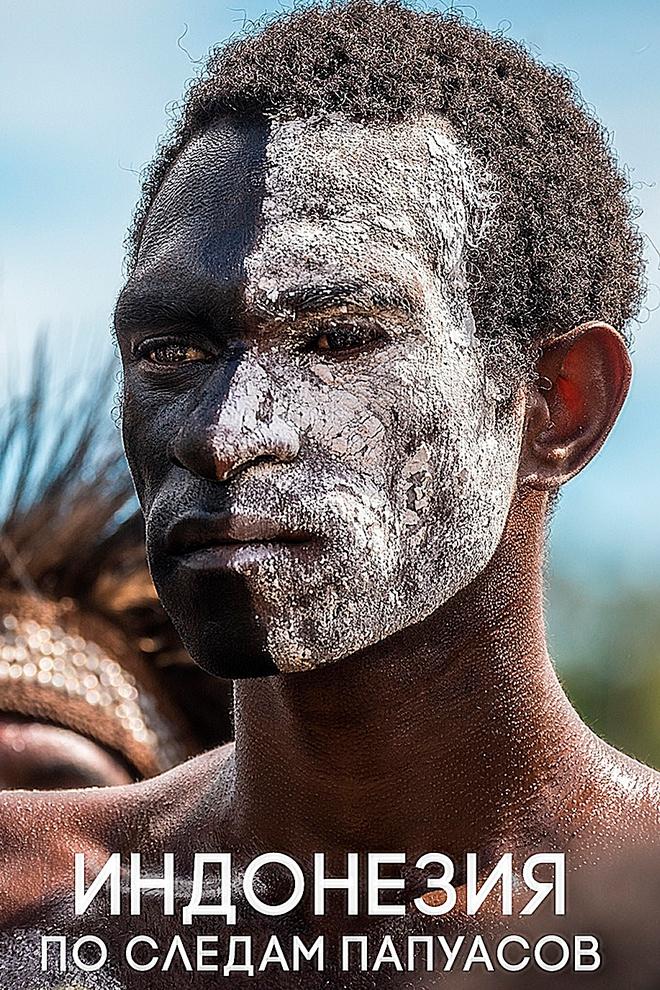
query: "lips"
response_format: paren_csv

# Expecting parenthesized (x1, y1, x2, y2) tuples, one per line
(166, 513, 316, 559)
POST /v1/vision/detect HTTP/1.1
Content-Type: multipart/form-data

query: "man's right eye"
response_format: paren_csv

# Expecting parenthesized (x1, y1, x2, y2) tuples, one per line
(133, 340, 214, 366)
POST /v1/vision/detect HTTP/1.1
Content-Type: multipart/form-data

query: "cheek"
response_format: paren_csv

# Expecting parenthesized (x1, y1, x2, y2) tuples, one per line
(120, 388, 147, 493)
(288, 350, 455, 521)
(384, 343, 523, 547)
(120, 377, 182, 504)
(288, 369, 395, 481)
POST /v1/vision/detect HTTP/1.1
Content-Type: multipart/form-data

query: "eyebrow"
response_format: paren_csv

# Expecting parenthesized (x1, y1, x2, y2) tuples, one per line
(114, 274, 243, 337)
(268, 280, 421, 320)
(114, 272, 421, 339)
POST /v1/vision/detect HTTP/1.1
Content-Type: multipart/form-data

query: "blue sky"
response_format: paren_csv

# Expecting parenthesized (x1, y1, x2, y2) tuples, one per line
(1, 0, 659, 589)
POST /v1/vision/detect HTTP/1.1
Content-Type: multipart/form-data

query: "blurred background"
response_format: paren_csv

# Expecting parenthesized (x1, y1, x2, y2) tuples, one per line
(2, 0, 659, 764)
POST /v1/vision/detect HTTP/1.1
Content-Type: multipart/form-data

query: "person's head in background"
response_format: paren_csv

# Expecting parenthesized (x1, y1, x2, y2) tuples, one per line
(0, 349, 233, 790)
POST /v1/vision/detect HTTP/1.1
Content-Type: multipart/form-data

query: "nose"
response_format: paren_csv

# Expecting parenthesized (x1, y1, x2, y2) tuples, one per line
(170, 353, 301, 482)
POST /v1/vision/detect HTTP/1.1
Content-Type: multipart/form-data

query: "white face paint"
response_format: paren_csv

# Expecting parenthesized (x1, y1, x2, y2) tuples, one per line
(184, 115, 526, 672)
(131, 113, 527, 675)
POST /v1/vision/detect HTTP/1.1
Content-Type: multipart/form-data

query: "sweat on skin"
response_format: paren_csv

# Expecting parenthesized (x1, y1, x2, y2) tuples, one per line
(121, 113, 527, 674)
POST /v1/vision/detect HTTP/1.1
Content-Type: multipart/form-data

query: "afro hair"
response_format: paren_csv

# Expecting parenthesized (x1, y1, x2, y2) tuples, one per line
(128, 0, 646, 354)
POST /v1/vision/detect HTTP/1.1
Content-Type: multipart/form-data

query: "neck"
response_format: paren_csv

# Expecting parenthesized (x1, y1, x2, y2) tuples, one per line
(230, 492, 588, 858)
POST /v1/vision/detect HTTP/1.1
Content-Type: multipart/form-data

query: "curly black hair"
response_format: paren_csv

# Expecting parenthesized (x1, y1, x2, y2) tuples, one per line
(128, 0, 645, 353)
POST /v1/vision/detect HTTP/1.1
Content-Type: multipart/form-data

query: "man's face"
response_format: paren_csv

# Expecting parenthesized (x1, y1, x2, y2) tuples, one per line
(116, 114, 526, 677)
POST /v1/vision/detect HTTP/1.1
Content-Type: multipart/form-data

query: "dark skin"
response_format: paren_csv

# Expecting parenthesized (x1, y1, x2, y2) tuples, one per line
(0, 120, 657, 986)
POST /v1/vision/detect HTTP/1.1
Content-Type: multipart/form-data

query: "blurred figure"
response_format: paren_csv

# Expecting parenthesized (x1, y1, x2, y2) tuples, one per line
(0, 601, 190, 788)
(0, 346, 232, 789)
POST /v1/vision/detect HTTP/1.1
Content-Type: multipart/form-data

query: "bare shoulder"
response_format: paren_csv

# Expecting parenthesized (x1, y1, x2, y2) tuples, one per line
(0, 785, 115, 927)
(0, 744, 234, 928)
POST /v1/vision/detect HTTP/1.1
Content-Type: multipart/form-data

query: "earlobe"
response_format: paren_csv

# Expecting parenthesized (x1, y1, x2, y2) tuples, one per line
(519, 322, 632, 490)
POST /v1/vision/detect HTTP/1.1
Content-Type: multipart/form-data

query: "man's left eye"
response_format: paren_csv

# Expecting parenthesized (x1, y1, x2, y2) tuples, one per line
(310, 324, 384, 355)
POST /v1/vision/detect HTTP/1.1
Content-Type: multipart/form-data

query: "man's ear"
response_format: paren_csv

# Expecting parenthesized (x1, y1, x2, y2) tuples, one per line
(519, 322, 632, 490)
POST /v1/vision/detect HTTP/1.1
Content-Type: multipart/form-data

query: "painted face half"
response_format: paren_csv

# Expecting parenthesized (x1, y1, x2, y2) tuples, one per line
(117, 113, 527, 676)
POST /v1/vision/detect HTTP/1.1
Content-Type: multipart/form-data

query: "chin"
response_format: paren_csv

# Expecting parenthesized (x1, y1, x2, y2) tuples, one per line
(155, 565, 279, 679)
(191, 629, 278, 679)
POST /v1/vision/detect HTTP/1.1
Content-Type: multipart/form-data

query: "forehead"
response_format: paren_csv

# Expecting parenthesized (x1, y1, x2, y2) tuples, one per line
(135, 113, 479, 298)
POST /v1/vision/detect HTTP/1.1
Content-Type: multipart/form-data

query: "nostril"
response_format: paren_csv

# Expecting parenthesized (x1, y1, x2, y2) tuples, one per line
(240, 452, 283, 472)
(169, 449, 186, 471)
(211, 449, 281, 483)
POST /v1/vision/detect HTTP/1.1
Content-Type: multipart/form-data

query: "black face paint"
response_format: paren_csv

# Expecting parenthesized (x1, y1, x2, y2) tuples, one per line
(118, 116, 277, 677)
